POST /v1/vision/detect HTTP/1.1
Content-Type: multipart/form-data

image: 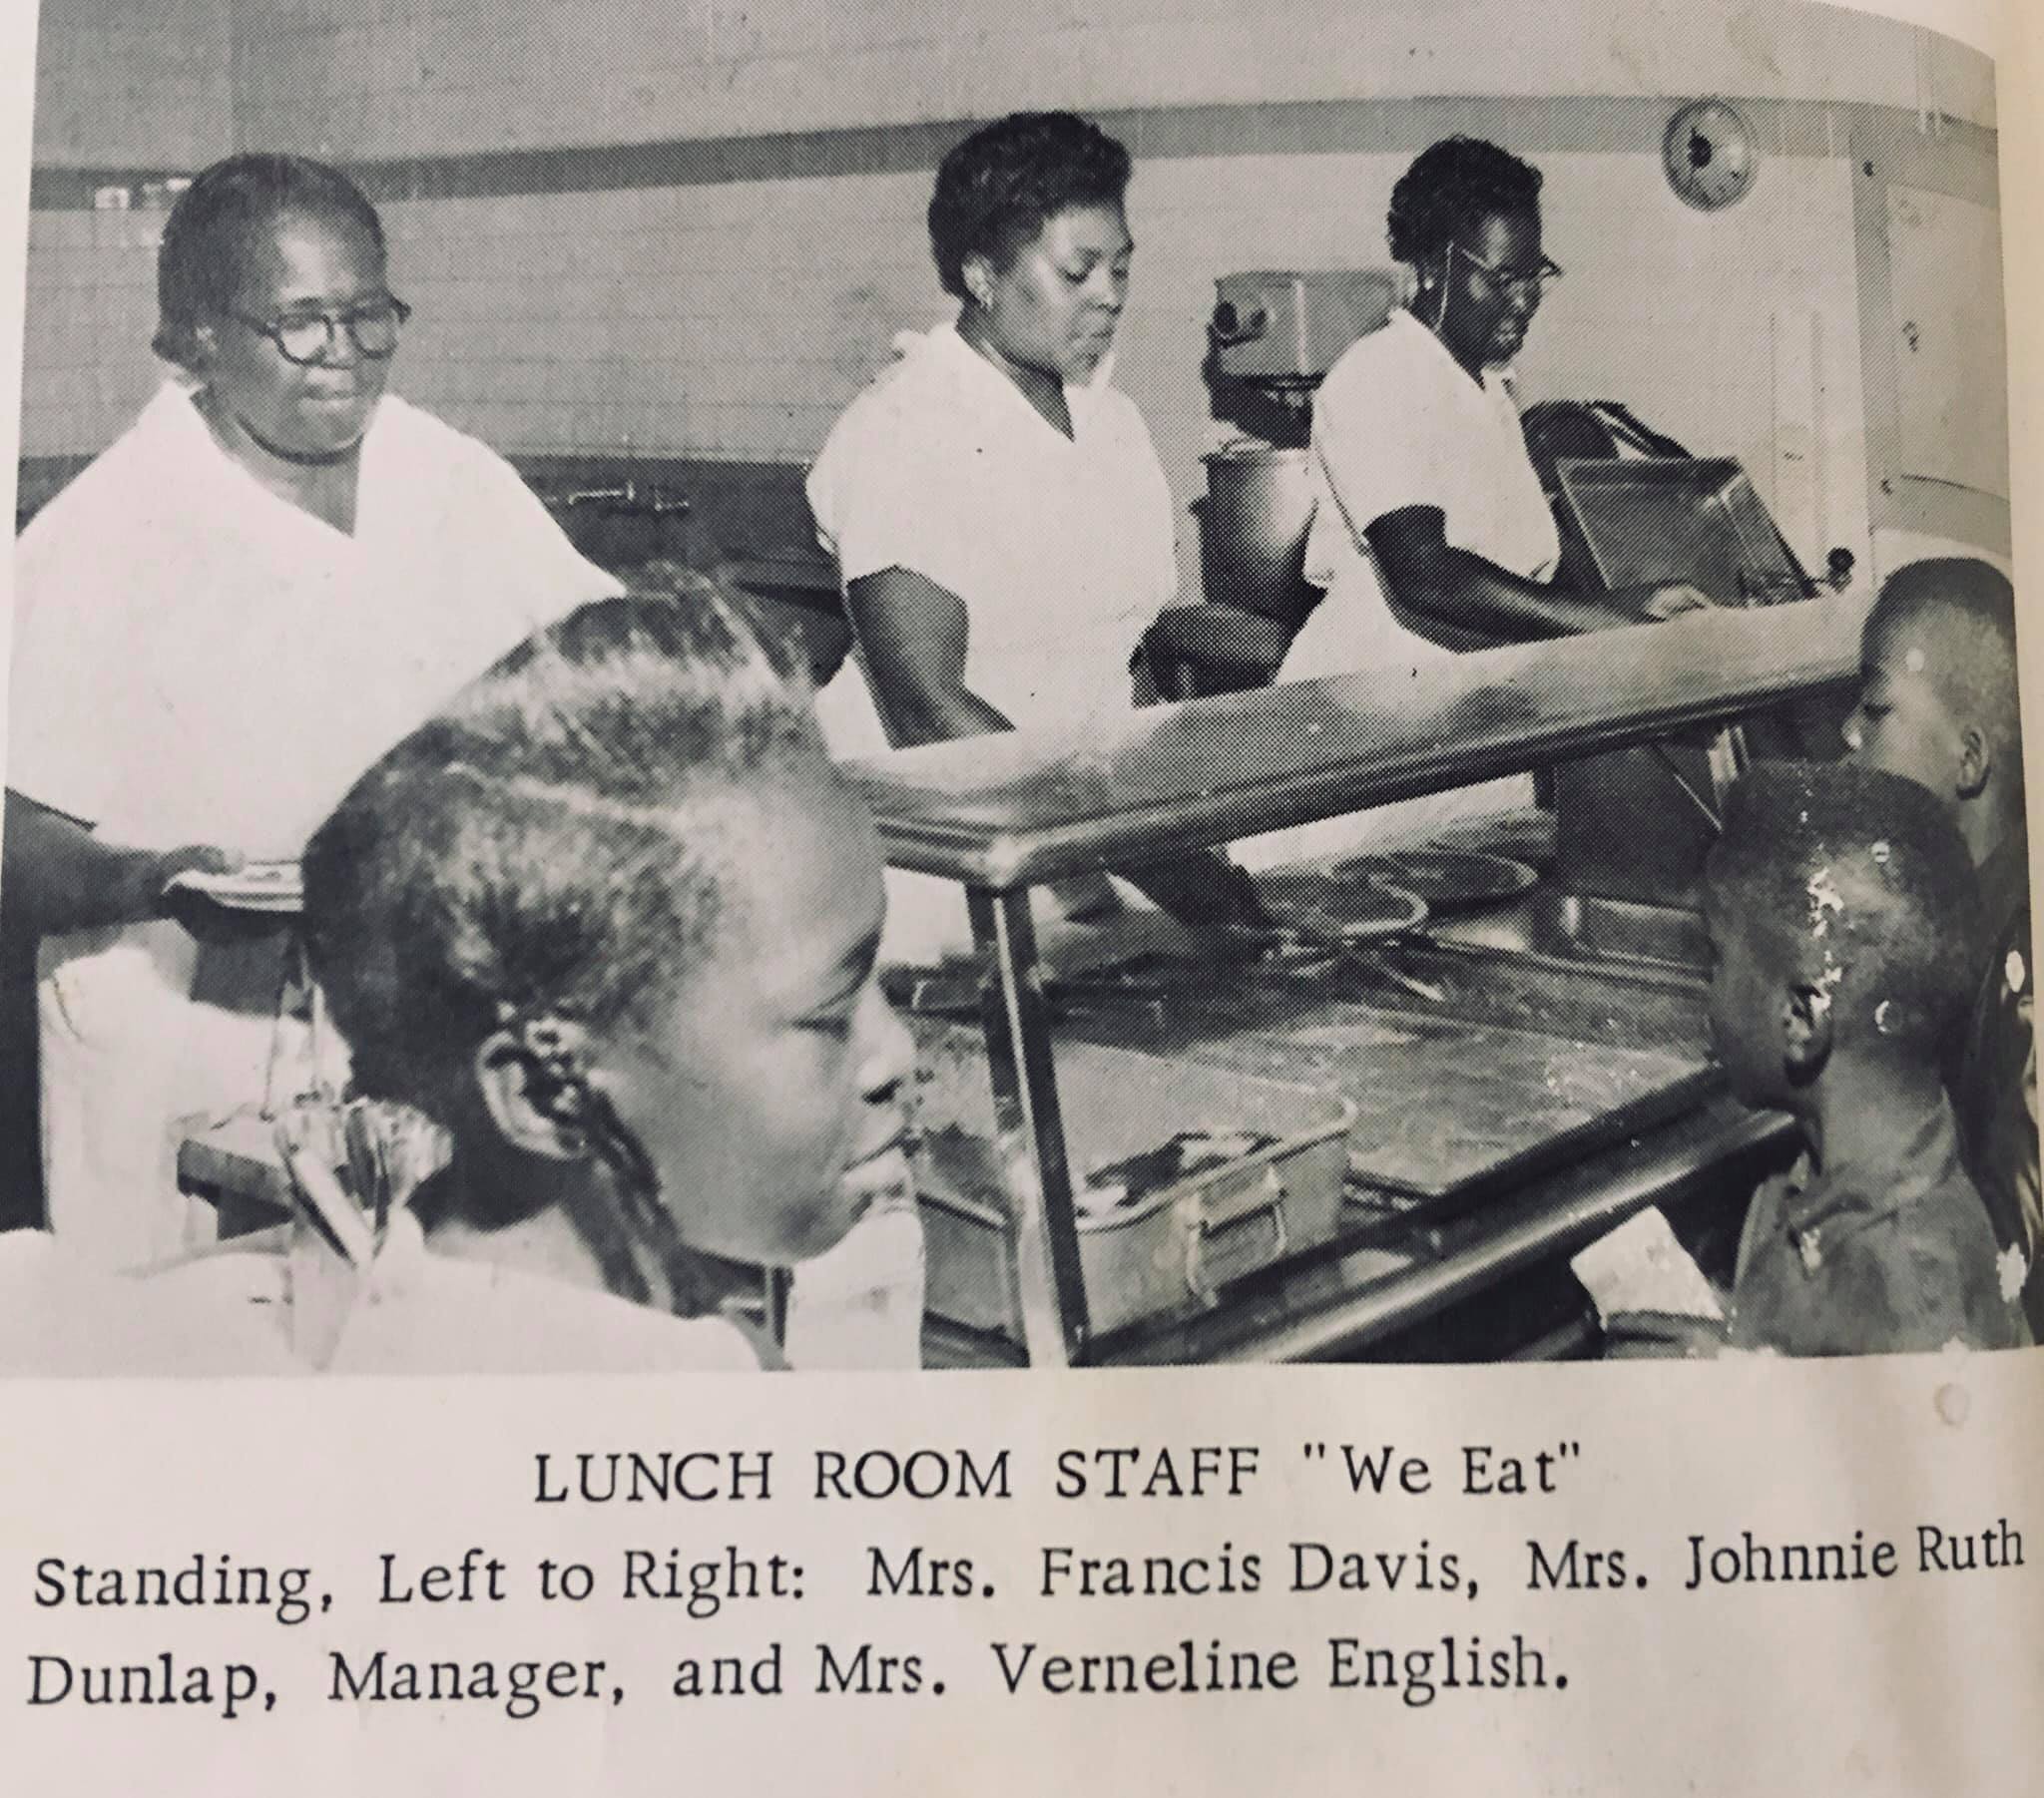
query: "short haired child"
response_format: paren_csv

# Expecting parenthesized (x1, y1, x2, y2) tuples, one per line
(1844, 557, 2038, 1332)
(1705, 761, 2027, 1355)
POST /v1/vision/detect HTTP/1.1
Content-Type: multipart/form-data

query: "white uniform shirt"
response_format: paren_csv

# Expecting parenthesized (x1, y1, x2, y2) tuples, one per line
(805, 323, 1178, 966)
(1292, 305, 1560, 676)
(806, 321, 1177, 755)
(7, 384, 618, 1266)
(1243, 309, 1558, 867)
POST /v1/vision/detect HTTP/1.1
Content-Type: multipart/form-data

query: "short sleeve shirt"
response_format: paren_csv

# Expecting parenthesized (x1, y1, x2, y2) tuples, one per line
(7, 385, 620, 1264)
(1729, 1100, 2029, 1356)
(806, 323, 1178, 754)
(9, 384, 619, 856)
(1287, 308, 1560, 679)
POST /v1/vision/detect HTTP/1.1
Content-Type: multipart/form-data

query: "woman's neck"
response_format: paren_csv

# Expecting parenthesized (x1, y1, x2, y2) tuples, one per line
(957, 311, 1073, 438)
(196, 388, 364, 534)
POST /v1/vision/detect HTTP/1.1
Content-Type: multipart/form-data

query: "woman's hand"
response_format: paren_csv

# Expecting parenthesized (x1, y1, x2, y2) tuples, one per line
(149, 847, 290, 946)
(2, 796, 247, 940)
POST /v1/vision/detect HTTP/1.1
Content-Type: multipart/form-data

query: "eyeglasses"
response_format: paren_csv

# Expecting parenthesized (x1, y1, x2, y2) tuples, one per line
(226, 295, 411, 364)
(1449, 242, 1564, 297)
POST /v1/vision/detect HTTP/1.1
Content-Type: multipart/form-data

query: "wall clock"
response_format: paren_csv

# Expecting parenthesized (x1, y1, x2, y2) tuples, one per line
(1664, 99, 1759, 212)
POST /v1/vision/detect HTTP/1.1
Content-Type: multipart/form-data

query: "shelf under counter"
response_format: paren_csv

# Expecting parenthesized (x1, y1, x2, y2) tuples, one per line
(903, 922, 1774, 1368)
(923, 1091, 1794, 1369)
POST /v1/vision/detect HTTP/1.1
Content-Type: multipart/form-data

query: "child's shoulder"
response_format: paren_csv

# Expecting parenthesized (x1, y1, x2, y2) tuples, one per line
(1834, 1166, 2024, 1352)
(1732, 1153, 2025, 1355)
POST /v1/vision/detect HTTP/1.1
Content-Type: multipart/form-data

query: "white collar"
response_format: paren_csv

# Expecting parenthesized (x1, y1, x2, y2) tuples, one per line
(145, 376, 392, 541)
(1390, 304, 1518, 397)
(917, 318, 1110, 431)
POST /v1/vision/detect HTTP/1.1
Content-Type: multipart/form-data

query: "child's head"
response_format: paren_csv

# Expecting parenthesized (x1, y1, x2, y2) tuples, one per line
(1702, 762, 1979, 1108)
(302, 590, 912, 1279)
(1844, 557, 2024, 854)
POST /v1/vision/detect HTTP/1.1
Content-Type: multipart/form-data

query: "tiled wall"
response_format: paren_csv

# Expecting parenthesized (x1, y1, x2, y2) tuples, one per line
(20, 208, 172, 463)
(18, 0, 2001, 590)
(29, 134, 1877, 587)
(23, 0, 234, 456)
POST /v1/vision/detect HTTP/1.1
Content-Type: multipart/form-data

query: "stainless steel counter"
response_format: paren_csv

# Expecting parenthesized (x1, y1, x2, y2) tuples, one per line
(845, 600, 1866, 888)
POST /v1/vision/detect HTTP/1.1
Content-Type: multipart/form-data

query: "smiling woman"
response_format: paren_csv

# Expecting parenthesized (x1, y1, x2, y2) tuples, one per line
(3, 154, 619, 1269)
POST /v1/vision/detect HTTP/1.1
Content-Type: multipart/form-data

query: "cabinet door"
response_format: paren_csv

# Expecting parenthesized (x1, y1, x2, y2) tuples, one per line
(1885, 184, 2008, 501)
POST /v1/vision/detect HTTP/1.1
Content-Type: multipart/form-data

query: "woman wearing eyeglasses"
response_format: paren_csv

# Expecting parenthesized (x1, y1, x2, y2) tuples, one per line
(1239, 137, 1707, 863)
(1289, 136, 1707, 667)
(5, 153, 615, 1266)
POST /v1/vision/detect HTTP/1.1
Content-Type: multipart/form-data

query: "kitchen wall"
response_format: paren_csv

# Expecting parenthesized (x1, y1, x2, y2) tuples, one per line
(18, 0, 2005, 583)
(22, 0, 233, 461)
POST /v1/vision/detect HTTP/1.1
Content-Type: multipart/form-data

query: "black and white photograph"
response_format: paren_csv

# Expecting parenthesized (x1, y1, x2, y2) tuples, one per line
(0, 0, 2028, 1378)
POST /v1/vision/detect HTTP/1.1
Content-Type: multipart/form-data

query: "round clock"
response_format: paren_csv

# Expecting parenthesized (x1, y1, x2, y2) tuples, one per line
(1664, 99, 1759, 212)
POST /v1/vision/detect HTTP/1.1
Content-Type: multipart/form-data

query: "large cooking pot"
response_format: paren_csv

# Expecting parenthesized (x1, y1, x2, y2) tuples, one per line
(1198, 443, 1322, 632)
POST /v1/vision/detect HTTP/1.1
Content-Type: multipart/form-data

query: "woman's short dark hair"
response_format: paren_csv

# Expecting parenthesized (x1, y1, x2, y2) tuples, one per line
(155, 153, 387, 368)
(302, 583, 822, 1136)
(1386, 136, 1543, 268)
(926, 111, 1133, 300)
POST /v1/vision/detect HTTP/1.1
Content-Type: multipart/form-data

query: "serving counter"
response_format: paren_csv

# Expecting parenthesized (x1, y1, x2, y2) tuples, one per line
(843, 600, 1867, 1368)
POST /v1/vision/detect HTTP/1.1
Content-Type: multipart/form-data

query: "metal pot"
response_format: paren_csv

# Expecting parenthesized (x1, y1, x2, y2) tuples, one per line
(1199, 443, 1321, 630)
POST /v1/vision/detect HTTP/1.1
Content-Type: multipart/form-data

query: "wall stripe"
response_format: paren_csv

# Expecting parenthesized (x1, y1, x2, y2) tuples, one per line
(29, 93, 1996, 211)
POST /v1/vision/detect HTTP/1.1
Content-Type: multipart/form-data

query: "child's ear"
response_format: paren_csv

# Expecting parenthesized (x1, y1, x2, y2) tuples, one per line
(472, 1030, 587, 1161)
(1782, 982, 1834, 1085)
(1955, 722, 1993, 800)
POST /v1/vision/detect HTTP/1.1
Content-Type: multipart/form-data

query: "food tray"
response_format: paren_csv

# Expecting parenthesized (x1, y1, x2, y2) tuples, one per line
(1427, 808, 1559, 871)
(1254, 871, 1428, 940)
(907, 1021, 1354, 1341)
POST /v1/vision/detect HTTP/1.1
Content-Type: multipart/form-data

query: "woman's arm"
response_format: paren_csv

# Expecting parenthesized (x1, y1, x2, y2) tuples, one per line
(844, 574, 1269, 930)
(845, 569, 1015, 749)
(2, 792, 231, 941)
(1366, 507, 1706, 644)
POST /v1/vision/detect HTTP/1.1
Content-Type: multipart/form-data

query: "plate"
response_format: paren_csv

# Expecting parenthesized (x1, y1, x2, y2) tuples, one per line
(1427, 809, 1558, 867)
(1254, 873, 1429, 942)
(163, 860, 304, 914)
(1324, 848, 1538, 912)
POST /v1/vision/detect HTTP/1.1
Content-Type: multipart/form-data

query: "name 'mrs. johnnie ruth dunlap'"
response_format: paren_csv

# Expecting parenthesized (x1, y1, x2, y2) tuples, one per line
(1683, 1520, 2022, 1588)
